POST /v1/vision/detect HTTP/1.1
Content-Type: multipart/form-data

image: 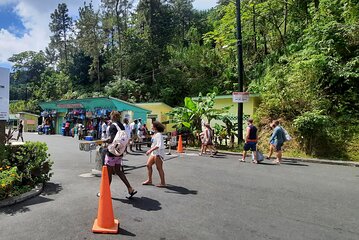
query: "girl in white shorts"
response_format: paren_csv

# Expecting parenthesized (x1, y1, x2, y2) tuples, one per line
(142, 121, 166, 187)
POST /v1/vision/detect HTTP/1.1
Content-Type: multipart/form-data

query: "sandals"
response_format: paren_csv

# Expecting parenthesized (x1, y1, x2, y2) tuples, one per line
(127, 190, 137, 199)
(142, 181, 153, 185)
(240, 159, 246, 162)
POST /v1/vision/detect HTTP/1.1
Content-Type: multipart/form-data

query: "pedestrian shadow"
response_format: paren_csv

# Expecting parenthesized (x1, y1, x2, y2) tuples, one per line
(0, 195, 53, 215)
(164, 185, 198, 195)
(112, 196, 162, 211)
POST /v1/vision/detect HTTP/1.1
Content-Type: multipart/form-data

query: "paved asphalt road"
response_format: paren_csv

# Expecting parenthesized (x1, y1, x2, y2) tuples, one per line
(1, 133, 359, 240)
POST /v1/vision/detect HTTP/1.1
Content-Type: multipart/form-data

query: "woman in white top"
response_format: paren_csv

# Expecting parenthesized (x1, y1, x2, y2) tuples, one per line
(143, 121, 166, 187)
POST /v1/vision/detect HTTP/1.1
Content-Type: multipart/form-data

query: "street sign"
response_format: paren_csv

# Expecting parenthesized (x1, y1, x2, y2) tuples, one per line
(232, 92, 249, 103)
(0, 67, 10, 120)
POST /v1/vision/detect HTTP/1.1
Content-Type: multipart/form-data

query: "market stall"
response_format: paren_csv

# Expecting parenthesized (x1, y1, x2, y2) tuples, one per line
(38, 97, 150, 138)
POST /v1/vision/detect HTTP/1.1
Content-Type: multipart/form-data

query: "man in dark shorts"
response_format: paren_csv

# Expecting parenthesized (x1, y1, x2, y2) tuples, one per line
(240, 119, 258, 163)
(17, 120, 24, 142)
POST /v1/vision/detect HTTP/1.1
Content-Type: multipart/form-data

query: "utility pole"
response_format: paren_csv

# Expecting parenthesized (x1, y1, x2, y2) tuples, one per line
(236, 0, 244, 144)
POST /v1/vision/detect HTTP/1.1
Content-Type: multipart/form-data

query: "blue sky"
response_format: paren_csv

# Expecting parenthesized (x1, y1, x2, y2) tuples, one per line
(0, 0, 218, 68)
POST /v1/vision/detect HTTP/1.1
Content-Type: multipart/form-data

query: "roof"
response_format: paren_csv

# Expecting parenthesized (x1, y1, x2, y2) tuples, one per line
(8, 114, 18, 120)
(136, 102, 173, 109)
(39, 97, 151, 114)
(18, 112, 40, 117)
(193, 94, 260, 100)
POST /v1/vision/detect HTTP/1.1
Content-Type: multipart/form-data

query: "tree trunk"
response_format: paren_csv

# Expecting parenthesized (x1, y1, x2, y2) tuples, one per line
(62, 15, 68, 66)
(284, 0, 288, 37)
(252, 4, 257, 52)
(314, 0, 319, 11)
(115, 0, 123, 79)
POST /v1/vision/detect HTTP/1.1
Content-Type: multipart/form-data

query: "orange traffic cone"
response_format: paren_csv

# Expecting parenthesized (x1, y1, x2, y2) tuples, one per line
(177, 135, 184, 153)
(92, 166, 119, 234)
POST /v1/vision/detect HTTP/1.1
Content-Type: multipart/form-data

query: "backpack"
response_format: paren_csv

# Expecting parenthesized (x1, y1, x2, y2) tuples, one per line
(108, 123, 129, 156)
(281, 127, 291, 142)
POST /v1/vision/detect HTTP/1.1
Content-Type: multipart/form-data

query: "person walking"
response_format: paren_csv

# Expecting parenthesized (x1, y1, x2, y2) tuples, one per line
(17, 120, 24, 142)
(130, 119, 139, 151)
(123, 118, 131, 154)
(266, 122, 276, 160)
(269, 120, 285, 164)
(101, 118, 108, 140)
(142, 121, 166, 187)
(240, 119, 258, 163)
(99, 111, 137, 198)
(203, 123, 217, 157)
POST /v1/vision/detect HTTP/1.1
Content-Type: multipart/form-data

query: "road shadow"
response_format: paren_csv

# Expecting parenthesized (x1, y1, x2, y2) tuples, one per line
(164, 185, 198, 195)
(209, 154, 227, 159)
(124, 155, 179, 173)
(119, 227, 136, 237)
(112, 196, 161, 211)
(0, 195, 53, 215)
(42, 182, 63, 196)
(258, 161, 308, 167)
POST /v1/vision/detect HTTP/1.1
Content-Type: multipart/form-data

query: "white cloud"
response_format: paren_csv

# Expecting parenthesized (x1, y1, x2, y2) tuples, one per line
(0, 0, 216, 68)
(0, 0, 101, 68)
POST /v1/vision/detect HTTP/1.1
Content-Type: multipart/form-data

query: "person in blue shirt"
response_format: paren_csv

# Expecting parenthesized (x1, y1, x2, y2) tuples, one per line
(269, 120, 285, 164)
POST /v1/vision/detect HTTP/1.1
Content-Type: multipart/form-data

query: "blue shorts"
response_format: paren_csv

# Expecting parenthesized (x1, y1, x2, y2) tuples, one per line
(274, 142, 283, 151)
(244, 142, 257, 151)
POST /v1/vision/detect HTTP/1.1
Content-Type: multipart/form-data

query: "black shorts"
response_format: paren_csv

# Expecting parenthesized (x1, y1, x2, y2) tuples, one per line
(243, 142, 257, 151)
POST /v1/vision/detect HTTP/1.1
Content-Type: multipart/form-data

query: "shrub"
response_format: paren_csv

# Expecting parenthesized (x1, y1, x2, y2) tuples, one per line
(1, 142, 53, 191)
(0, 167, 22, 199)
(293, 111, 332, 156)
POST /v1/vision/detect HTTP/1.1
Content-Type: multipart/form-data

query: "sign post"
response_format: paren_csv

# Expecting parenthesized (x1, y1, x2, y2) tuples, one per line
(236, 0, 245, 144)
(232, 92, 250, 103)
(0, 67, 10, 160)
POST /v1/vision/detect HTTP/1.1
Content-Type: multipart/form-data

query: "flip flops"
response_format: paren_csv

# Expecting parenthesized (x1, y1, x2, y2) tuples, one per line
(127, 190, 137, 199)
(142, 181, 153, 185)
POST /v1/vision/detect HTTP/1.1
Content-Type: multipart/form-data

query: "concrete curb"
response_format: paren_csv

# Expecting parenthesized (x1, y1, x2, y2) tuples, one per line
(0, 183, 44, 208)
(184, 148, 359, 167)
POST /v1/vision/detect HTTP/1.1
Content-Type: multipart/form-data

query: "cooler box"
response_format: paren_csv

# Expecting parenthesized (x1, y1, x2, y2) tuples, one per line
(85, 136, 94, 141)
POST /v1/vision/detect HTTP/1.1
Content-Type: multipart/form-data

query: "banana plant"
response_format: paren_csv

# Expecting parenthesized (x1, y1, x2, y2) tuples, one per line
(167, 88, 231, 145)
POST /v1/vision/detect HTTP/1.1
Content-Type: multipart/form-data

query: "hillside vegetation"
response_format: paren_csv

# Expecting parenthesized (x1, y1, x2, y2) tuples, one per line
(9, 0, 359, 160)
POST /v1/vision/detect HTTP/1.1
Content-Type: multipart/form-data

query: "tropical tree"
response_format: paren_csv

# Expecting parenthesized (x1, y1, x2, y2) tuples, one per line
(76, 2, 105, 89)
(49, 3, 74, 68)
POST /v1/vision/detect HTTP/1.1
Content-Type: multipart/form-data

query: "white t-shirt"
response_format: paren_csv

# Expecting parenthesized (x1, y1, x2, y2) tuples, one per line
(151, 132, 165, 158)
(123, 123, 131, 138)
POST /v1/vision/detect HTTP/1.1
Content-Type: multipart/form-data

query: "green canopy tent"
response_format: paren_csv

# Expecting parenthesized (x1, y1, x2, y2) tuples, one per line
(39, 97, 150, 134)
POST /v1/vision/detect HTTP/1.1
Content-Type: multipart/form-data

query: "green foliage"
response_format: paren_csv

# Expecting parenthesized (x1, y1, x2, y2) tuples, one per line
(104, 77, 148, 102)
(293, 111, 331, 155)
(9, 100, 39, 114)
(6, 0, 359, 160)
(168, 89, 230, 144)
(0, 167, 22, 200)
(49, 3, 73, 67)
(2, 142, 53, 188)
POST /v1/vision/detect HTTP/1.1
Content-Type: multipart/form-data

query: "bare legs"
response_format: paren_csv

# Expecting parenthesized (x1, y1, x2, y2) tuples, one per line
(267, 144, 275, 159)
(107, 164, 135, 194)
(241, 150, 257, 163)
(143, 155, 166, 187)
